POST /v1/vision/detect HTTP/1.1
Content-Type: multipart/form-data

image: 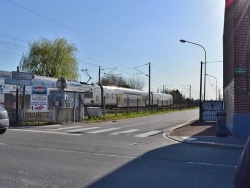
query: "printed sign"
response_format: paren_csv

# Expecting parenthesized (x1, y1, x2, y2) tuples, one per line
(32, 86, 47, 95)
(0, 85, 3, 94)
(30, 86, 48, 111)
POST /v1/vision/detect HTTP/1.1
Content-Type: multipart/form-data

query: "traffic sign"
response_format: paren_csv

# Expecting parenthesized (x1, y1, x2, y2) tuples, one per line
(235, 67, 247, 75)
(12, 71, 34, 80)
(56, 77, 67, 91)
(5, 78, 31, 86)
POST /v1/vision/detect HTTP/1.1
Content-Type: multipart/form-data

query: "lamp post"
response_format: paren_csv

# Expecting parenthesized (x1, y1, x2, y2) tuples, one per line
(206, 74, 217, 100)
(180, 39, 207, 101)
(199, 61, 203, 121)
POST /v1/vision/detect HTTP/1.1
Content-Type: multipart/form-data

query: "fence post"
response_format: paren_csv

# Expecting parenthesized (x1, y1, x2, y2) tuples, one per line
(116, 96, 118, 116)
(157, 99, 159, 111)
(127, 97, 129, 114)
(137, 98, 139, 114)
(103, 96, 106, 119)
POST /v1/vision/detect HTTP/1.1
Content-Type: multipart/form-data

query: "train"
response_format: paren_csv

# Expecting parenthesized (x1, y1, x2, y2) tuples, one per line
(74, 84, 173, 108)
(0, 70, 173, 109)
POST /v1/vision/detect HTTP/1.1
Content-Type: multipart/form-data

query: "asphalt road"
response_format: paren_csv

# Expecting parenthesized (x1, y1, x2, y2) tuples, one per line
(0, 109, 242, 188)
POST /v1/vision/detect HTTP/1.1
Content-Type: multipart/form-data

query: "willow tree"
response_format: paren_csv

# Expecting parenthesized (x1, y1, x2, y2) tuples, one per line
(20, 38, 79, 80)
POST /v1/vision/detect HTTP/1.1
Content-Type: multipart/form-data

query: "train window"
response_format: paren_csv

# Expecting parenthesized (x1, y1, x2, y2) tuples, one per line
(43, 80, 53, 88)
(32, 79, 43, 86)
(105, 93, 112, 99)
(85, 92, 93, 98)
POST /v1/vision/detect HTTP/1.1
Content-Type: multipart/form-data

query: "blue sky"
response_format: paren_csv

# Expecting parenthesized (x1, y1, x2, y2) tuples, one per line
(0, 0, 224, 100)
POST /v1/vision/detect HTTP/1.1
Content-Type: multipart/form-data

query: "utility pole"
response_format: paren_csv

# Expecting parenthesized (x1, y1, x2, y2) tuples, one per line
(199, 61, 203, 121)
(163, 85, 166, 94)
(15, 66, 19, 126)
(98, 66, 104, 110)
(148, 62, 151, 108)
(188, 84, 191, 99)
(99, 66, 101, 85)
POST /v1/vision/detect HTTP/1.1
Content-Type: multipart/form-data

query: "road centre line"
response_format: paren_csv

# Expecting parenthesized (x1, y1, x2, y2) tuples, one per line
(0, 143, 7, 145)
(188, 161, 236, 168)
(9, 129, 83, 136)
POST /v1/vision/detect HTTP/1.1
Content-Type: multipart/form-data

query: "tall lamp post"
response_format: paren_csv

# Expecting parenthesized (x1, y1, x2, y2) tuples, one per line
(206, 74, 217, 100)
(180, 39, 207, 100)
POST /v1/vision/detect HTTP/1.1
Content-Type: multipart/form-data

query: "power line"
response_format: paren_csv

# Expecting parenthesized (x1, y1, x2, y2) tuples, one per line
(0, 50, 21, 56)
(5, 0, 145, 63)
(0, 40, 26, 48)
(0, 33, 28, 43)
(151, 64, 183, 85)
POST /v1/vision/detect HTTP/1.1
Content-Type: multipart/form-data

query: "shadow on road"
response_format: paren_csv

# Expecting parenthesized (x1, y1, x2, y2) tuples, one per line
(88, 142, 239, 188)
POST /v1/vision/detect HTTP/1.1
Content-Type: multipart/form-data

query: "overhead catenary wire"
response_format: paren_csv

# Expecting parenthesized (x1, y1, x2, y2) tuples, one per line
(5, 0, 146, 63)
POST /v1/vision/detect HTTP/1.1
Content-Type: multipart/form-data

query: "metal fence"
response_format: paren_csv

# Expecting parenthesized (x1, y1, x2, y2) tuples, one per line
(202, 101, 223, 122)
(7, 107, 84, 125)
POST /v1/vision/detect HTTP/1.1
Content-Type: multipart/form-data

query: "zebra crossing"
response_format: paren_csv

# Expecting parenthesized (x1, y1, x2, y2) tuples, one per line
(11, 125, 163, 138)
(64, 126, 162, 137)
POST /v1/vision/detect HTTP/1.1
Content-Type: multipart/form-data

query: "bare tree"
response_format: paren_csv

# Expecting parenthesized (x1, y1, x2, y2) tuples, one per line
(127, 76, 145, 90)
(101, 74, 127, 87)
(100, 74, 145, 90)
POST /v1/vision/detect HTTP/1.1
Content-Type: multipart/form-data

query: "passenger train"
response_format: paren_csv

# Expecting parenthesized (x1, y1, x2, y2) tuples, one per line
(75, 84, 173, 108)
(0, 70, 173, 108)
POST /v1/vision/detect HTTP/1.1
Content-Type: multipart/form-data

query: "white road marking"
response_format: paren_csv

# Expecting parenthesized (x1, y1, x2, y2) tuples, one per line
(38, 124, 61, 128)
(119, 122, 145, 129)
(0, 143, 7, 145)
(188, 161, 236, 168)
(67, 127, 100, 133)
(135, 130, 161, 137)
(87, 128, 120, 134)
(39, 147, 138, 159)
(55, 126, 82, 130)
(9, 129, 83, 136)
(110, 129, 139, 135)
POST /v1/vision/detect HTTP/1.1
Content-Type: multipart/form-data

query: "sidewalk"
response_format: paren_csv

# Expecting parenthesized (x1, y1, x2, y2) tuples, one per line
(165, 119, 247, 150)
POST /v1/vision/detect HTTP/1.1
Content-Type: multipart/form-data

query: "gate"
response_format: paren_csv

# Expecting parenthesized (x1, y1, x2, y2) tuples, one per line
(202, 101, 223, 121)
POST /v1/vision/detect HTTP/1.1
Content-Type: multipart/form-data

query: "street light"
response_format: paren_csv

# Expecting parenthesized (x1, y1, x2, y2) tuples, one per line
(206, 74, 217, 100)
(180, 39, 207, 100)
